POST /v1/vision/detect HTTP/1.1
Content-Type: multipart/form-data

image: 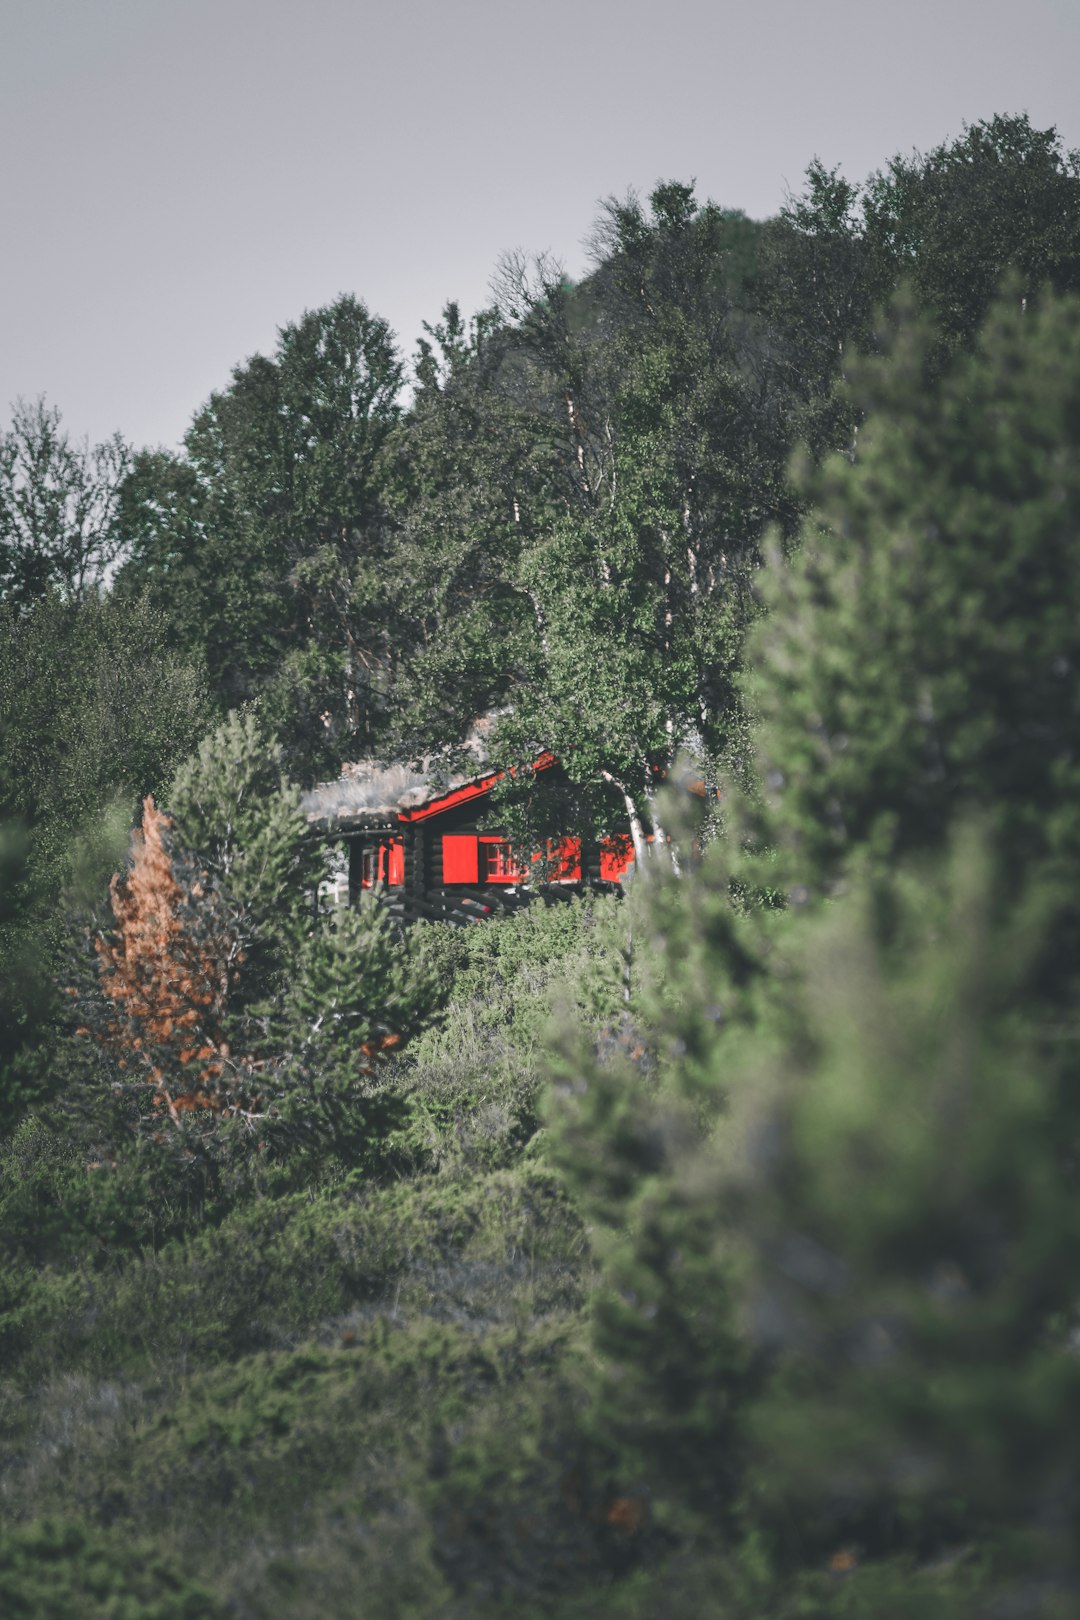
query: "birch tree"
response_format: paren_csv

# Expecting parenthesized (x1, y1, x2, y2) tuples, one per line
(0, 397, 130, 608)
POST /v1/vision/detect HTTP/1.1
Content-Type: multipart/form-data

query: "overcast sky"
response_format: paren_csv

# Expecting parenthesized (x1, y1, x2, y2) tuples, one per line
(3, 0, 1079, 452)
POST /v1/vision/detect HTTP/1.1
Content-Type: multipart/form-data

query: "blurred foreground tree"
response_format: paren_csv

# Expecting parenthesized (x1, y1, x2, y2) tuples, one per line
(552, 832, 1080, 1614)
(750, 287, 1080, 971)
(546, 285, 1080, 1614)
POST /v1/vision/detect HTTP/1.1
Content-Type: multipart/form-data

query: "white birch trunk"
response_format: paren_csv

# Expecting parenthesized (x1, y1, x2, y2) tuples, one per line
(600, 769, 648, 865)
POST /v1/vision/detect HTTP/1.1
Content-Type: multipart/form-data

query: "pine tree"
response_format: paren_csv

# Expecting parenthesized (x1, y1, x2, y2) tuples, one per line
(86, 797, 247, 1121)
(79, 717, 440, 1154)
(750, 289, 1080, 944)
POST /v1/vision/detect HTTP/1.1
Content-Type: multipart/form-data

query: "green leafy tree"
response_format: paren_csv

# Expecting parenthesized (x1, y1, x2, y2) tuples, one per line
(384, 297, 567, 760)
(0, 592, 212, 904)
(112, 447, 208, 657)
(395, 187, 795, 859)
(753, 114, 1080, 453)
(117, 295, 404, 774)
(0, 397, 131, 609)
(753, 159, 873, 456)
(863, 113, 1080, 359)
(499, 313, 793, 856)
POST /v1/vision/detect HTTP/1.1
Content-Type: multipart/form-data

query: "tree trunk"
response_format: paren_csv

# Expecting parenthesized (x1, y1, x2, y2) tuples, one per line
(600, 769, 648, 865)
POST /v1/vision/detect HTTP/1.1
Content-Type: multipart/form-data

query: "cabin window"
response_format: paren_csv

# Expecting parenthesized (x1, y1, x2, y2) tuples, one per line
(361, 839, 405, 888)
(479, 837, 525, 883)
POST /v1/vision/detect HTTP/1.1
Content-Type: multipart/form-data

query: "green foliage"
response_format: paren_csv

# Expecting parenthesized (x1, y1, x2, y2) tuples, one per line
(0, 820, 44, 1127)
(548, 828, 1080, 1608)
(0, 591, 212, 1126)
(285, 897, 439, 1069)
(383, 296, 558, 759)
(0, 397, 131, 610)
(730, 839, 1080, 1580)
(754, 113, 1080, 440)
(751, 290, 1080, 925)
(546, 849, 767, 1523)
(862, 113, 1080, 359)
(401, 895, 622, 1171)
(0, 1159, 594, 1615)
(0, 1518, 222, 1620)
(0, 592, 212, 883)
(116, 294, 404, 773)
(0, 1160, 585, 1381)
(166, 710, 319, 995)
(272, 898, 441, 1163)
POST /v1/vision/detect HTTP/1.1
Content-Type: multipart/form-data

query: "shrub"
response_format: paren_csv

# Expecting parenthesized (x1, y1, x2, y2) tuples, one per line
(0, 1517, 222, 1619)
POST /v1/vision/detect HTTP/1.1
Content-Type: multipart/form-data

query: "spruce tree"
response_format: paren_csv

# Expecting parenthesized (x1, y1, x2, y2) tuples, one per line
(547, 289, 1080, 1613)
(751, 289, 1080, 937)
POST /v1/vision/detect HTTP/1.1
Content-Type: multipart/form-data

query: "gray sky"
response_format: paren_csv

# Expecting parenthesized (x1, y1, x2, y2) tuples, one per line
(3, 0, 1079, 452)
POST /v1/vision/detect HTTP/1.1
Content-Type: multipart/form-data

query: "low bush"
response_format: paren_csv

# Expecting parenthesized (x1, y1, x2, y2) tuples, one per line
(0, 1516, 223, 1620)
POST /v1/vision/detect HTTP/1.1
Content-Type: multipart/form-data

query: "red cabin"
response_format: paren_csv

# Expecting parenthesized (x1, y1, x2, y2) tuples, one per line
(301, 753, 636, 925)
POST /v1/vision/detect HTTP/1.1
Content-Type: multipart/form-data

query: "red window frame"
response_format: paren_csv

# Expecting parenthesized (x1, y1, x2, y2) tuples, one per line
(479, 836, 525, 884)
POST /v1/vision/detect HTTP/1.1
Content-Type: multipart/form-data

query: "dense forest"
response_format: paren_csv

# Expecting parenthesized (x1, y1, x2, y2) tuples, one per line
(2, 112, 1080, 1616)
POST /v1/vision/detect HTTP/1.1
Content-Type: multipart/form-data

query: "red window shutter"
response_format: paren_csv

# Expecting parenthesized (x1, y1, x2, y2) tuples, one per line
(442, 834, 479, 883)
(387, 840, 404, 886)
(551, 836, 581, 881)
(600, 834, 635, 882)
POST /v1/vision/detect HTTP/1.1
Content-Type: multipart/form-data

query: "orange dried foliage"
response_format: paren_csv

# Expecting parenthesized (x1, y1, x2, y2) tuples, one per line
(357, 1029, 403, 1077)
(92, 797, 239, 1123)
(604, 1496, 646, 1534)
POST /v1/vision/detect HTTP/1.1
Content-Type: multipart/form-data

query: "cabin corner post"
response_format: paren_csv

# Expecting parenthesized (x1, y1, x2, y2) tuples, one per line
(348, 837, 365, 907)
(406, 824, 430, 907)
